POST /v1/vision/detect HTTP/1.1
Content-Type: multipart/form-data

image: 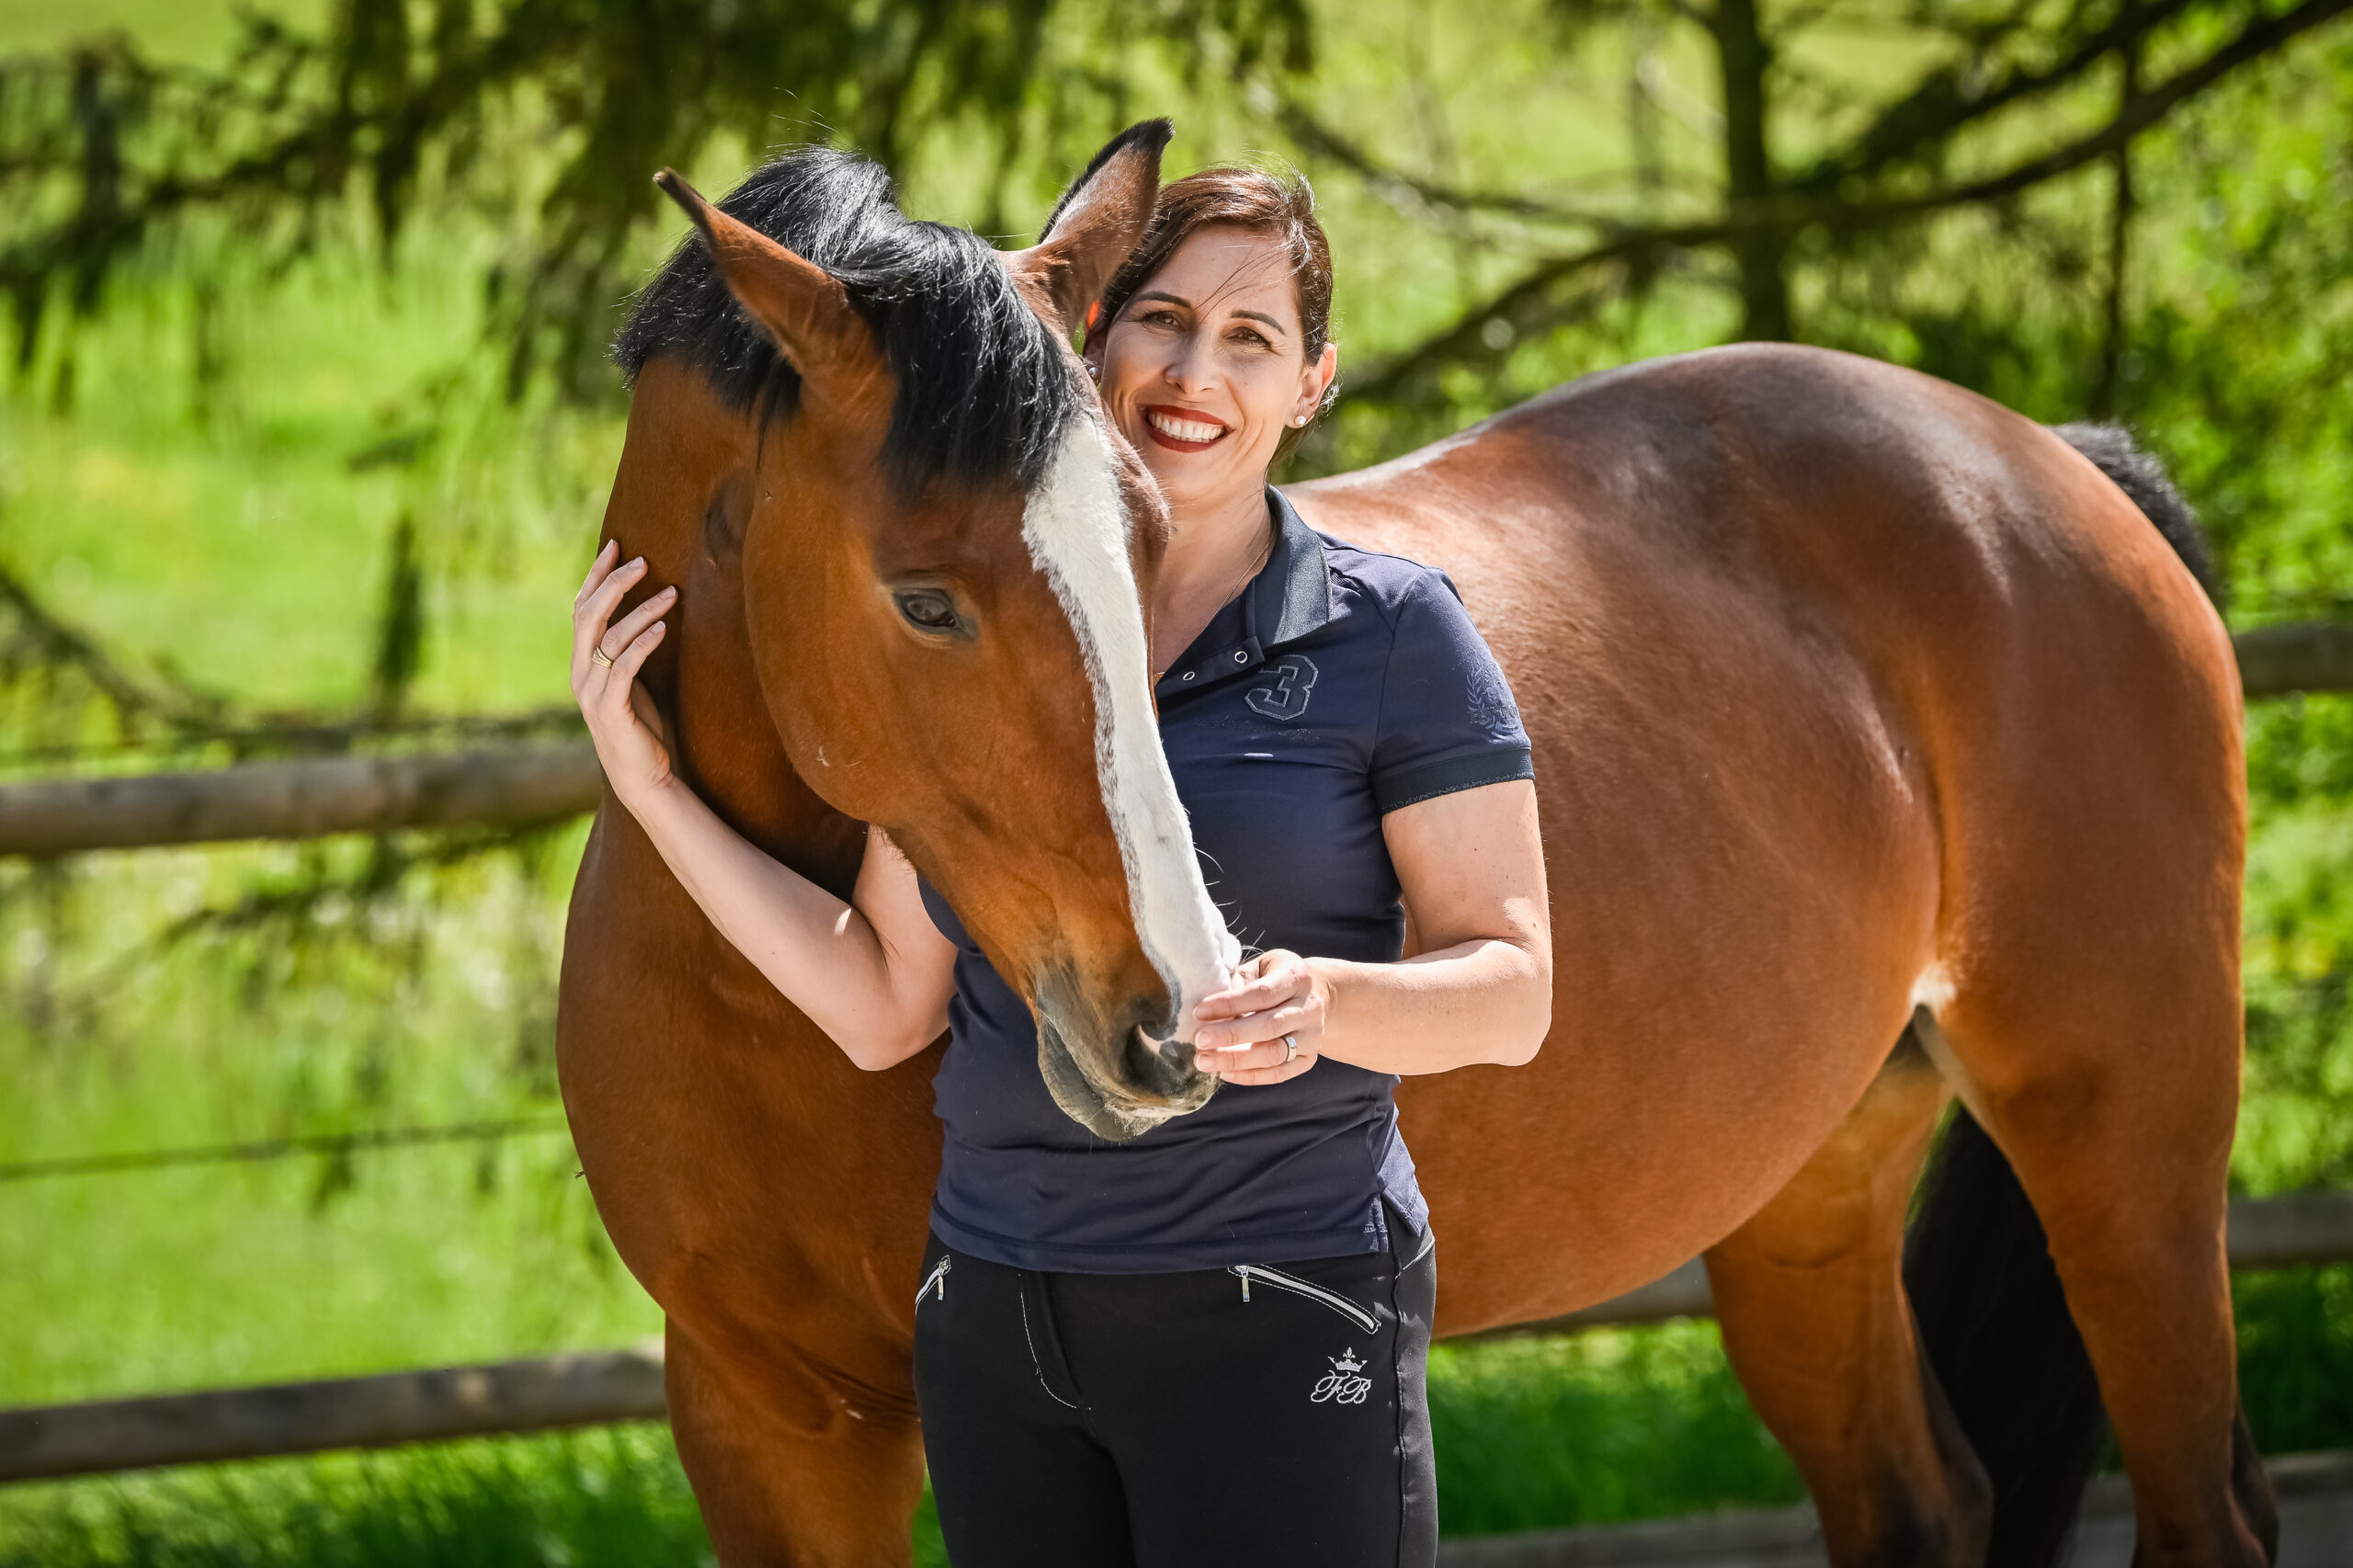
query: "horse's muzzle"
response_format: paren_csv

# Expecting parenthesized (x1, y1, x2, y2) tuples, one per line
(1032, 971, 1217, 1141)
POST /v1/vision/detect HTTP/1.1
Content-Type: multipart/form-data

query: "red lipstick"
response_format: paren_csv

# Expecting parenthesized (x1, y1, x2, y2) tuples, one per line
(1139, 403, 1232, 454)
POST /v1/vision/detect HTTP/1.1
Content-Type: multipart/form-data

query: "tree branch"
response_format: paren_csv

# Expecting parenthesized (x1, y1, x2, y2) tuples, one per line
(1339, 244, 1651, 405)
(1846, 0, 2352, 217)
(1272, 97, 1624, 227)
(1338, 0, 2350, 405)
(1783, 0, 2197, 195)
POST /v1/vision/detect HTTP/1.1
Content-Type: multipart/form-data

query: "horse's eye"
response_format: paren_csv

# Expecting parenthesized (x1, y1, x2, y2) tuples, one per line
(894, 589, 961, 632)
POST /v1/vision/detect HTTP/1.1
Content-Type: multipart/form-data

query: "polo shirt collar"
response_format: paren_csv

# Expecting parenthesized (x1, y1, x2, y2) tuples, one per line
(1252, 486, 1335, 649)
(1154, 487, 1336, 701)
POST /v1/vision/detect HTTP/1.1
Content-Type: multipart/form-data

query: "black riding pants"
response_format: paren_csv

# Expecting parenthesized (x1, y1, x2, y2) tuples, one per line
(913, 1210, 1438, 1568)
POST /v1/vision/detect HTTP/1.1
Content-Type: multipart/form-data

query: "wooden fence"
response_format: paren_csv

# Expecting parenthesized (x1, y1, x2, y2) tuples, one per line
(5, 1189, 2349, 1484)
(5, 620, 2353, 858)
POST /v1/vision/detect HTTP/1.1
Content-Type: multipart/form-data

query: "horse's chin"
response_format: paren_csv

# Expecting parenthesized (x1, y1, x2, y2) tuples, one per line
(1037, 1016, 1216, 1142)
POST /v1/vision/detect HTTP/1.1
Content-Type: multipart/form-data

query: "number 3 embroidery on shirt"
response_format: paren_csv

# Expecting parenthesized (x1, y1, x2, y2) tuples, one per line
(1245, 654, 1319, 721)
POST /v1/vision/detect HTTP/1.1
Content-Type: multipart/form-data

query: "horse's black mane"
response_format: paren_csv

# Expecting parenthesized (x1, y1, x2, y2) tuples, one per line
(613, 149, 1078, 496)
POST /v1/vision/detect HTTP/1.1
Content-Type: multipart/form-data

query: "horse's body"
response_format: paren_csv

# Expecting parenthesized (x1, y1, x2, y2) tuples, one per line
(561, 139, 2271, 1568)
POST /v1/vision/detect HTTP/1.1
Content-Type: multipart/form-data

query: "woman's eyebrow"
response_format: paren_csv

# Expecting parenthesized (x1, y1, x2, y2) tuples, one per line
(1132, 290, 1290, 335)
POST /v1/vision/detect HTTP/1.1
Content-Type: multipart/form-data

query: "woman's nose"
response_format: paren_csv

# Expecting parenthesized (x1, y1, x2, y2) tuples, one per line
(1162, 337, 1216, 395)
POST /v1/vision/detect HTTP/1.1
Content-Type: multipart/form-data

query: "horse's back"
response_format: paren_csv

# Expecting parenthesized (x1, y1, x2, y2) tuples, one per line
(1290, 344, 2241, 1332)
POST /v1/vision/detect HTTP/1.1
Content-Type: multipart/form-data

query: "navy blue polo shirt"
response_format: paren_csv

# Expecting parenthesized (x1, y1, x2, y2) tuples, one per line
(919, 488, 1533, 1274)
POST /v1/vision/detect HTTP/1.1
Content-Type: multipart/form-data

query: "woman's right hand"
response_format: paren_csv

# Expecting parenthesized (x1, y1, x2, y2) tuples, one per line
(571, 540, 680, 805)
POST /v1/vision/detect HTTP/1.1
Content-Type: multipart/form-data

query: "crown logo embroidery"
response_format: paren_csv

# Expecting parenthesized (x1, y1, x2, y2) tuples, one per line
(1312, 1347, 1373, 1404)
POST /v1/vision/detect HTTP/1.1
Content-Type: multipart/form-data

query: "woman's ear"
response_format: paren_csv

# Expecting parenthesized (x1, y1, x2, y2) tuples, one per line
(1294, 341, 1338, 425)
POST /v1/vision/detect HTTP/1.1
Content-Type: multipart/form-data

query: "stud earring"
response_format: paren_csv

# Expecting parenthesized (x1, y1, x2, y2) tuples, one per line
(1292, 415, 1309, 426)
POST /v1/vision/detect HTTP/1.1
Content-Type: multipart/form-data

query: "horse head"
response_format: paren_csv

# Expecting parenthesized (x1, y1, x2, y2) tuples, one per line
(633, 123, 1237, 1139)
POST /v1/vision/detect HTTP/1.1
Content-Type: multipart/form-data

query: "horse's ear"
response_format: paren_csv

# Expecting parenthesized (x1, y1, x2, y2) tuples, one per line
(654, 169, 866, 382)
(1007, 119, 1173, 337)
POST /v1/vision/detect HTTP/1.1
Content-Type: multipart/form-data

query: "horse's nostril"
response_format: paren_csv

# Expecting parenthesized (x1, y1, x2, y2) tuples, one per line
(1122, 1019, 1203, 1098)
(1133, 1024, 1194, 1076)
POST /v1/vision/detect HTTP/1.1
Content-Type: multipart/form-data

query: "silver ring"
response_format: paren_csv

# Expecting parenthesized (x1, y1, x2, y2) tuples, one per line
(590, 645, 615, 668)
(1281, 1033, 1299, 1063)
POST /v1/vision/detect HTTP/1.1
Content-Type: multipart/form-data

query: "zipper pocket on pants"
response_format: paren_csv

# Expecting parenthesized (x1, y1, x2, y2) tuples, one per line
(1228, 1264, 1379, 1334)
(915, 1256, 951, 1307)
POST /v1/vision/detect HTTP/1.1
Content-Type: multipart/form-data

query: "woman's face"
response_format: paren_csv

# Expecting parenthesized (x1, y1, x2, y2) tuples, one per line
(1087, 224, 1337, 515)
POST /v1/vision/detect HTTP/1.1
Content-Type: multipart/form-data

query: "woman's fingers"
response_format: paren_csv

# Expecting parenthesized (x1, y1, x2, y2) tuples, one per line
(1196, 994, 1314, 1055)
(573, 540, 619, 610)
(603, 585, 676, 659)
(1197, 986, 1316, 1066)
(565, 541, 676, 805)
(1200, 1030, 1307, 1073)
(1194, 955, 1317, 1054)
(606, 618, 666, 695)
(628, 680, 673, 750)
(1220, 1048, 1319, 1087)
(1195, 949, 1305, 1020)
(572, 555, 650, 679)
(1194, 947, 1324, 1082)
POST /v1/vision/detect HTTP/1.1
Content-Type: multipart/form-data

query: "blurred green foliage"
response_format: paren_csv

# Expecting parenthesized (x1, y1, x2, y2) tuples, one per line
(0, 0, 2349, 1552)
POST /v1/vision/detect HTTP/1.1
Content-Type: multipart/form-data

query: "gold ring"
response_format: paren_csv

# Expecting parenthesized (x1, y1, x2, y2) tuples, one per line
(590, 645, 615, 668)
(1281, 1033, 1299, 1063)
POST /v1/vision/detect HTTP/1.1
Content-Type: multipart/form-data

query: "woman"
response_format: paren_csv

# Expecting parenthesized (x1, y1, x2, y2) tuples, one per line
(571, 165, 1550, 1566)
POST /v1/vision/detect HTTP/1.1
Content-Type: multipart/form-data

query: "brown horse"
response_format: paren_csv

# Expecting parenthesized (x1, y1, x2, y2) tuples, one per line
(558, 124, 2275, 1567)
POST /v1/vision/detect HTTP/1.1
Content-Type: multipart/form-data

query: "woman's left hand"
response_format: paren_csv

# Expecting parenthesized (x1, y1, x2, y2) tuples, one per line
(1192, 949, 1325, 1085)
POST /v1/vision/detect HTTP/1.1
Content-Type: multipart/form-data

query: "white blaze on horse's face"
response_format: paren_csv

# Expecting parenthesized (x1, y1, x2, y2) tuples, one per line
(1021, 412, 1243, 1043)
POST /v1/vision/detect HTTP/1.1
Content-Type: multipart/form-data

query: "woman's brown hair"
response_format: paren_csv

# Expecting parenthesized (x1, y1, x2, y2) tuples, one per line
(1087, 164, 1337, 444)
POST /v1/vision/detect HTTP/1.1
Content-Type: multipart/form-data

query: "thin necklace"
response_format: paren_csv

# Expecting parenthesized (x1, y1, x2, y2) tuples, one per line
(1227, 517, 1278, 604)
(1155, 516, 1277, 681)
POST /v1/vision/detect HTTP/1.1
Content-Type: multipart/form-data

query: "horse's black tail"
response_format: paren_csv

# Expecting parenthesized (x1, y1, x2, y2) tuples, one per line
(1903, 1106, 2107, 1568)
(2050, 421, 2221, 604)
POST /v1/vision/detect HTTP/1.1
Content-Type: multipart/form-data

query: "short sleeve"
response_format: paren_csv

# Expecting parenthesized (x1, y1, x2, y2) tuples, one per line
(1370, 570, 1534, 814)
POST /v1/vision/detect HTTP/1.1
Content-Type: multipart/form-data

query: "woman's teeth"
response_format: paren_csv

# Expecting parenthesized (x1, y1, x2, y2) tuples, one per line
(1147, 410, 1227, 443)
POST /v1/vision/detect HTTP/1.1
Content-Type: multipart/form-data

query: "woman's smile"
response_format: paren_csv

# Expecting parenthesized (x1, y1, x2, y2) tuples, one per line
(1141, 403, 1233, 452)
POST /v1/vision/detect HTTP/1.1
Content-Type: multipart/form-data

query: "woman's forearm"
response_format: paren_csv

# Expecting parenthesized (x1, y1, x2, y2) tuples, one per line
(569, 548, 944, 1068)
(618, 778, 943, 1066)
(1189, 781, 1551, 1086)
(1307, 936, 1552, 1075)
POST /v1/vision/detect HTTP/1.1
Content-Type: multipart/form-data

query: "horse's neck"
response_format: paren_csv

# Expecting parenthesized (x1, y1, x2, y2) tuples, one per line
(608, 361, 866, 902)
(667, 604, 865, 903)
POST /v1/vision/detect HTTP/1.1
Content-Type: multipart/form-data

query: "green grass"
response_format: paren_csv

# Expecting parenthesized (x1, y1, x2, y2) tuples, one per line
(1429, 1326, 1802, 1536)
(0, 1431, 723, 1568)
(0, 825, 667, 1406)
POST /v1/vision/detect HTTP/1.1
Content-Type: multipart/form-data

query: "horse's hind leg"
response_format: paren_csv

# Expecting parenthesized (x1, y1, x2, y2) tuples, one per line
(1921, 968, 2278, 1568)
(1704, 1039, 1991, 1568)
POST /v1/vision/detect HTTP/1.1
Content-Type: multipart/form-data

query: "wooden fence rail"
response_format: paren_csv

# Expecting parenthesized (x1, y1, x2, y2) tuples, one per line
(0, 743, 602, 858)
(4, 620, 2353, 858)
(6, 1190, 2348, 1484)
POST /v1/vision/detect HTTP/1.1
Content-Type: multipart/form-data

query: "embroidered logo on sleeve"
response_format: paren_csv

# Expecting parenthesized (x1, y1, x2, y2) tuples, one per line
(1245, 654, 1319, 721)
(1311, 1347, 1372, 1404)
